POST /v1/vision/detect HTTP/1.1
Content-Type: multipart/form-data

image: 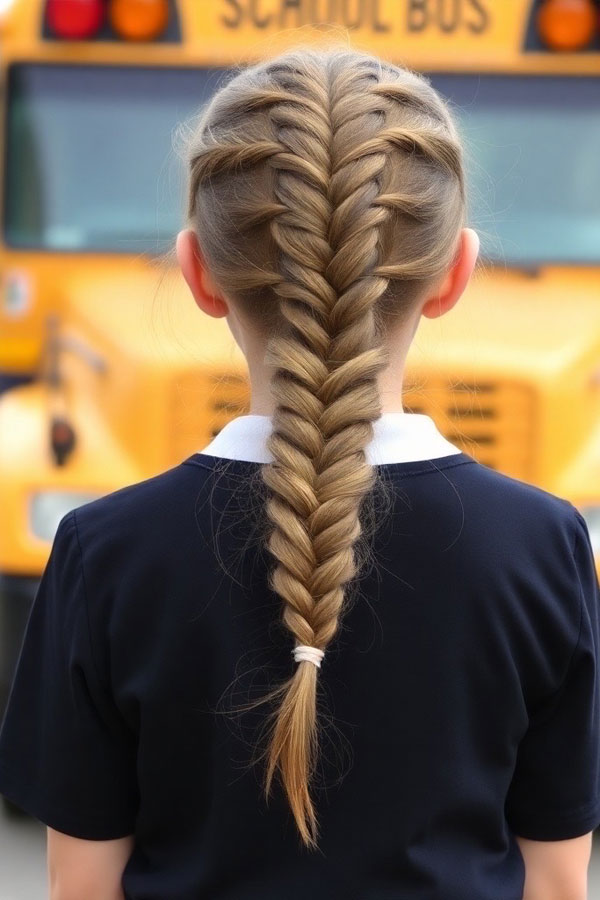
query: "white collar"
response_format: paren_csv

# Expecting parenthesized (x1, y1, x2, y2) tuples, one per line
(198, 412, 462, 465)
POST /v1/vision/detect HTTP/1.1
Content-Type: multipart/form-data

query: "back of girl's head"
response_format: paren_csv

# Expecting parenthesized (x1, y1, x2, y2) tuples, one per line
(181, 45, 466, 850)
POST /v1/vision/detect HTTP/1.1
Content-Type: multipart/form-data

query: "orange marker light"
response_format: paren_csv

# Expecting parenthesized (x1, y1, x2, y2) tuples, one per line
(109, 0, 169, 40)
(536, 0, 597, 51)
(47, 0, 104, 39)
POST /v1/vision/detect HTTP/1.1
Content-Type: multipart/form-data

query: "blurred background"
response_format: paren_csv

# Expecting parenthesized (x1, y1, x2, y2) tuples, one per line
(0, 0, 599, 894)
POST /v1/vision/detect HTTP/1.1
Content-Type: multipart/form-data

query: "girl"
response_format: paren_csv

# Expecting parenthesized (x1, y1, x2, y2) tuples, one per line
(0, 46, 598, 900)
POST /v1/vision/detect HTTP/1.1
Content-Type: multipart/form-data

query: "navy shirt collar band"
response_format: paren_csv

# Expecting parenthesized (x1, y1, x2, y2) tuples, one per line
(198, 412, 462, 465)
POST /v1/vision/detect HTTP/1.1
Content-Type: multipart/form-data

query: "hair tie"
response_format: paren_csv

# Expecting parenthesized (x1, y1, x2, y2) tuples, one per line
(292, 644, 325, 668)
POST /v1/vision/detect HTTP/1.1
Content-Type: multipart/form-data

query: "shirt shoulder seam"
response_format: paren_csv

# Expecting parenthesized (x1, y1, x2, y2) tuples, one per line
(568, 504, 586, 674)
(71, 507, 107, 699)
(526, 505, 585, 729)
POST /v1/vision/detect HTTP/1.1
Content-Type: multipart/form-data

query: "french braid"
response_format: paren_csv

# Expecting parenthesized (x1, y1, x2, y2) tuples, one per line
(183, 47, 465, 849)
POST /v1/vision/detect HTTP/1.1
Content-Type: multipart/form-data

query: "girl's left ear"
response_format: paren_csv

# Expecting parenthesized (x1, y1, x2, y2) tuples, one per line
(421, 227, 480, 320)
(176, 229, 229, 319)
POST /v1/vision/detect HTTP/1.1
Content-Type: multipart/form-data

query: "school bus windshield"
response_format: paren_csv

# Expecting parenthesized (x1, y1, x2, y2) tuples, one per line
(4, 64, 221, 255)
(4, 65, 599, 265)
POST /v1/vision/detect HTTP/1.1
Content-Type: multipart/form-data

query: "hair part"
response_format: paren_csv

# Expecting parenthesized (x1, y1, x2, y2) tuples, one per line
(181, 45, 466, 850)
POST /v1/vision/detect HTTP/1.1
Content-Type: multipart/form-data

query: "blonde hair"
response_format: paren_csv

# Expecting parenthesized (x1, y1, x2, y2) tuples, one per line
(182, 46, 466, 850)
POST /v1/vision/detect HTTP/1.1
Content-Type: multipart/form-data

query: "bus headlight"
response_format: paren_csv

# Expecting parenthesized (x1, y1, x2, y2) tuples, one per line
(30, 491, 103, 542)
(579, 505, 600, 556)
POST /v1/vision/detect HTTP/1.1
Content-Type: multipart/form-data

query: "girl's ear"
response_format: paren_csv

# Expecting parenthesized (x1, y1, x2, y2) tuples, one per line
(421, 227, 480, 320)
(176, 229, 229, 319)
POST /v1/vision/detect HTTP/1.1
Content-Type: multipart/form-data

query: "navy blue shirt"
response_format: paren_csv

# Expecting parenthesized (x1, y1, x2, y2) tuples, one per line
(0, 413, 599, 900)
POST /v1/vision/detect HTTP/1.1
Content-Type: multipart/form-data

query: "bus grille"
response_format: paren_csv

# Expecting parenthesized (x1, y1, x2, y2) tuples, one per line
(171, 372, 536, 481)
(403, 377, 537, 481)
(170, 370, 249, 463)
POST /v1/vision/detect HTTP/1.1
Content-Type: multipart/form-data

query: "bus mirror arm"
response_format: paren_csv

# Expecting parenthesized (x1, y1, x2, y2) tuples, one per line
(40, 314, 108, 389)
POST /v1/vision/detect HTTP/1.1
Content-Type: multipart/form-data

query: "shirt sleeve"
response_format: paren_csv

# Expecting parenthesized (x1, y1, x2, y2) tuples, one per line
(0, 509, 138, 839)
(504, 505, 600, 840)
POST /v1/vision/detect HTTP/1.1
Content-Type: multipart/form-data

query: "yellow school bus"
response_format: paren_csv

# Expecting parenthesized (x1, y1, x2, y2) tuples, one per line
(0, 0, 599, 714)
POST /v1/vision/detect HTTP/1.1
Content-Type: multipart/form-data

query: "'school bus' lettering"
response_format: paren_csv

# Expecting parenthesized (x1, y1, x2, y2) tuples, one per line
(181, 2, 598, 71)
(220, 0, 491, 36)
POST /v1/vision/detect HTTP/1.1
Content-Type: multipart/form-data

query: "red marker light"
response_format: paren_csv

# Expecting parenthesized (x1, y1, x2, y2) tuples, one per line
(46, 0, 104, 39)
(109, 0, 169, 40)
(50, 416, 76, 466)
(537, 0, 597, 51)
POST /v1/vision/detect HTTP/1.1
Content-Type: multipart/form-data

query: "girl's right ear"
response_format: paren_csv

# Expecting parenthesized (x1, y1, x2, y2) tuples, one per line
(176, 229, 229, 319)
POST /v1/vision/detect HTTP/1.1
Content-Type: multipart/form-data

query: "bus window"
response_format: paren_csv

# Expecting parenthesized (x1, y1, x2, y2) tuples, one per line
(429, 73, 600, 266)
(5, 66, 599, 267)
(4, 64, 226, 254)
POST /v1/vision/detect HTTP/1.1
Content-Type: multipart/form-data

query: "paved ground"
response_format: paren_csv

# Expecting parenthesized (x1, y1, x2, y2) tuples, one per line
(1, 804, 599, 898)
(0, 803, 47, 899)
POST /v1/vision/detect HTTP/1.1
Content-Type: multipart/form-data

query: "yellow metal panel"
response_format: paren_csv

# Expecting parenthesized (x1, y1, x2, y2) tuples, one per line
(2, 0, 599, 71)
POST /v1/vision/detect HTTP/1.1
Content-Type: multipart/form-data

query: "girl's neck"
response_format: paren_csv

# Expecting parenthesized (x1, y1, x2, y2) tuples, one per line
(244, 340, 414, 417)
